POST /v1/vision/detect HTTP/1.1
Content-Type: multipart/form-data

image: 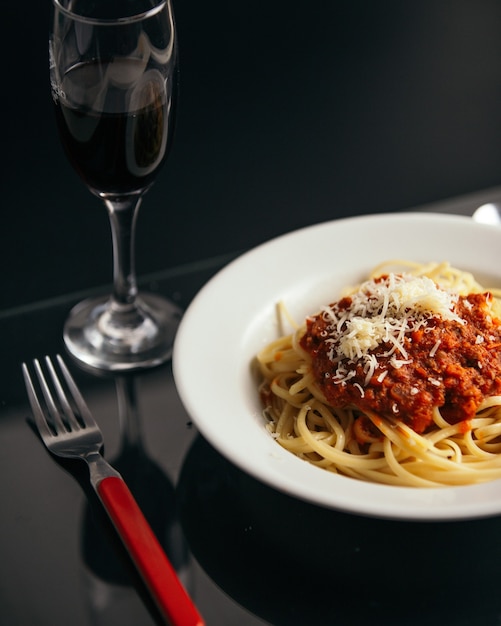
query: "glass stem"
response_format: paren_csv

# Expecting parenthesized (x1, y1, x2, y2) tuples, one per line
(103, 195, 142, 309)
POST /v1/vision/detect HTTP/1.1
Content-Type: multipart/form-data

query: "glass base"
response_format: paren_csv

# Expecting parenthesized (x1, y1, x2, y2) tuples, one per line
(63, 292, 182, 372)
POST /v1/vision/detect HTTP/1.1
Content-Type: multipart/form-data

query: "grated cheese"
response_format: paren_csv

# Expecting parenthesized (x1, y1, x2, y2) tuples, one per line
(429, 339, 442, 357)
(322, 273, 464, 385)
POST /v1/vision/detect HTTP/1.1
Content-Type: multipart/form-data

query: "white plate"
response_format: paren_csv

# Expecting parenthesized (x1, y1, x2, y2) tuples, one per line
(173, 212, 501, 521)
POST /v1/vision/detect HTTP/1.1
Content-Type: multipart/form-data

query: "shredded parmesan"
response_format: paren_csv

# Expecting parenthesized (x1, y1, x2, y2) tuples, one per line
(429, 339, 441, 357)
(353, 382, 365, 398)
(322, 273, 464, 385)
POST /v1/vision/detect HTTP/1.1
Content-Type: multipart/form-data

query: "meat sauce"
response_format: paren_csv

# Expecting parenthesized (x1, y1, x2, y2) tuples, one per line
(300, 292, 501, 434)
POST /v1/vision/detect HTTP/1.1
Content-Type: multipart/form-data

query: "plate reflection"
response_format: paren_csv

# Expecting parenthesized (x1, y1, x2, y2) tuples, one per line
(178, 435, 501, 626)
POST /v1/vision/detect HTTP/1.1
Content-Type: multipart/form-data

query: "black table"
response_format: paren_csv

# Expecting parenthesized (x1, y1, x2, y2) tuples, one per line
(2, 189, 501, 626)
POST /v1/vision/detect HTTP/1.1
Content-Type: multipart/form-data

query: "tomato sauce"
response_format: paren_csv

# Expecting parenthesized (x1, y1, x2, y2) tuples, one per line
(300, 292, 501, 433)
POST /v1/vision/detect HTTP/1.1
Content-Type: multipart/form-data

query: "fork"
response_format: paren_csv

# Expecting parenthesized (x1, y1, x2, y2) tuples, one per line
(22, 355, 204, 626)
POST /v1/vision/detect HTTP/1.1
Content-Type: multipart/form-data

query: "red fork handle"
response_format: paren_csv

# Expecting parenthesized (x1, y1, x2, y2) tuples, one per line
(97, 476, 204, 626)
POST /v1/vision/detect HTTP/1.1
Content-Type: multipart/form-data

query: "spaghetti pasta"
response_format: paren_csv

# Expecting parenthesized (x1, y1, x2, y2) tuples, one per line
(256, 261, 501, 487)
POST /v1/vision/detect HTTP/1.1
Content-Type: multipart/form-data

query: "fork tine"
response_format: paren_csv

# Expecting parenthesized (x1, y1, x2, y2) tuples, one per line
(55, 354, 97, 429)
(32, 358, 68, 435)
(22, 362, 55, 441)
(44, 356, 81, 431)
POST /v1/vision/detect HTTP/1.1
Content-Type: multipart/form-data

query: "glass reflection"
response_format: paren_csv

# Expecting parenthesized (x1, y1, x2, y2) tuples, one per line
(79, 375, 191, 625)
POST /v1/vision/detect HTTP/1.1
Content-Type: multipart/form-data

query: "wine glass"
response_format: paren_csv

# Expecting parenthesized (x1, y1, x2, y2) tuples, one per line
(49, 0, 180, 372)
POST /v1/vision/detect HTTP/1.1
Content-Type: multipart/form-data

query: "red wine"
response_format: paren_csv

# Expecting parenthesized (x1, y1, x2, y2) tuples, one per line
(54, 59, 176, 195)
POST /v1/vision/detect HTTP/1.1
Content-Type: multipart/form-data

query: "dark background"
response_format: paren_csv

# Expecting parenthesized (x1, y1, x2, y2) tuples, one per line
(4, 1, 501, 309)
